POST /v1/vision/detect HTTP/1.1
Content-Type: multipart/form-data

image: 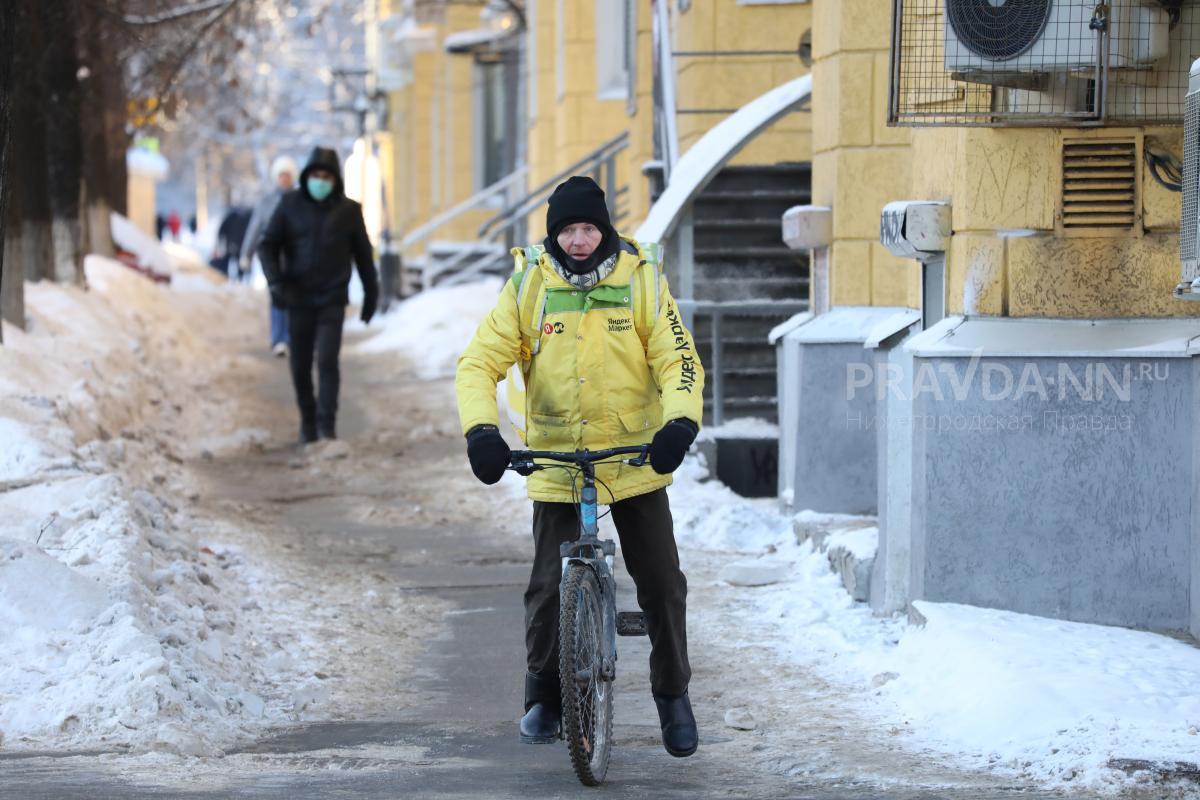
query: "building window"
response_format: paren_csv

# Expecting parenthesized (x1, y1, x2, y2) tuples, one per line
(476, 54, 520, 189)
(595, 0, 633, 103)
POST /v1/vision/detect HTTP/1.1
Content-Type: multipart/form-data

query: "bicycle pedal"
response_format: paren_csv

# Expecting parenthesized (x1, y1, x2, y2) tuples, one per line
(616, 611, 647, 636)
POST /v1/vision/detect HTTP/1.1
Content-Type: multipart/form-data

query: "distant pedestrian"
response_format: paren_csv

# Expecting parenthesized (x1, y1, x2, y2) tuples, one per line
(258, 146, 379, 444)
(167, 210, 182, 240)
(241, 155, 299, 358)
(155, 213, 167, 241)
(215, 206, 253, 280)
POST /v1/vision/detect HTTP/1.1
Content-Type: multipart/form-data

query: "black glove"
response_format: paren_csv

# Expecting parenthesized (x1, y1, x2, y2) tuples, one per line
(360, 293, 377, 325)
(466, 424, 510, 485)
(649, 418, 698, 475)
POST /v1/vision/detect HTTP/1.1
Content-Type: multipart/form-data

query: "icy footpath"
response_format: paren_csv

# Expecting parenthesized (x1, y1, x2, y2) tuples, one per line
(669, 453, 1200, 795)
(0, 257, 284, 755)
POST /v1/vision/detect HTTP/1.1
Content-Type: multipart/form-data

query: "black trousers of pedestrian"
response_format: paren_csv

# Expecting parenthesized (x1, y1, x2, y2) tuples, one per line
(287, 305, 344, 430)
(525, 488, 690, 698)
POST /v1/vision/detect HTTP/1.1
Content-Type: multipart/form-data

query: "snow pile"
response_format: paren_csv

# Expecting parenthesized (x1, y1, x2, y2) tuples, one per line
(354, 277, 503, 378)
(870, 602, 1200, 788)
(0, 257, 283, 755)
(667, 454, 794, 553)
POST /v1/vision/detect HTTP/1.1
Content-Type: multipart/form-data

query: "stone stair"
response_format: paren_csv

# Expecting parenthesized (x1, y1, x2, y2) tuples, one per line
(686, 163, 811, 423)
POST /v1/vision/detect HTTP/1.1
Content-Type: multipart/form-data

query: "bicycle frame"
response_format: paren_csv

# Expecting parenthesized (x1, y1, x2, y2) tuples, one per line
(508, 445, 650, 677)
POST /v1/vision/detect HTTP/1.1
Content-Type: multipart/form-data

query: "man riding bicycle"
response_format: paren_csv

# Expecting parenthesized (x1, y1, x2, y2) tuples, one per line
(455, 176, 705, 758)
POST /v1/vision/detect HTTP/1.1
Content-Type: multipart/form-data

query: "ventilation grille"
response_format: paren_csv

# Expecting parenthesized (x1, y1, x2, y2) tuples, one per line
(1181, 88, 1200, 280)
(1060, 140, 1137, 231)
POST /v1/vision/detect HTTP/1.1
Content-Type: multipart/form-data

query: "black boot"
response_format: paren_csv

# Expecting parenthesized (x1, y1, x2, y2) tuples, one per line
(653, 691, 698, 757)
(520, 672, 561, 744)
(317, 419, 336, 440)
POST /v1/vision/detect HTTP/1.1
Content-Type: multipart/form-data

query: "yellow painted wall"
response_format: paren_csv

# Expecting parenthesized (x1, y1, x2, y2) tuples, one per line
(906, 124, 1189, 319)
(385, 2, 494, 257)
(672, 1, 812, 169)
(384, 0, 816, 255)
(812, 0, 917, 308)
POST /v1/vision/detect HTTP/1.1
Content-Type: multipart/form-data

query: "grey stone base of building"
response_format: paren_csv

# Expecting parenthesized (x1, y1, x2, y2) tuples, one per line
(775, 307, 916, 515)
(891, 317, 1200, 638)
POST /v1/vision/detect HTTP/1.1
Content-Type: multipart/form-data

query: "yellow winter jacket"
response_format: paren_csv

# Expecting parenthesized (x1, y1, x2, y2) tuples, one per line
(456, 239, 705, 504)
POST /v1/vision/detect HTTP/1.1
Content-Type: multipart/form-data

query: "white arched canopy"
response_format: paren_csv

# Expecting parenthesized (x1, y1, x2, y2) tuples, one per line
(635, 74, 813, 244)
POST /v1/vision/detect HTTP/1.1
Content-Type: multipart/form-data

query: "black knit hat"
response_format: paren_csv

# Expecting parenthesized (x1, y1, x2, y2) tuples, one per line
(545, 176, 613, 240)
(544, 176, 619, 275)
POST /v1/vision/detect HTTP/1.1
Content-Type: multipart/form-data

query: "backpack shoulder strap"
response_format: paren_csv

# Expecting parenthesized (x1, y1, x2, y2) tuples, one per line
(513, 246, 549, 356)
(630, 240, 663, 347)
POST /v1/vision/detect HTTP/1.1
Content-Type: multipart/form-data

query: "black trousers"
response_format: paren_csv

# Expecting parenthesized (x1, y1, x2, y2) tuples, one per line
(526, 488, 690, 698)
(287, 305, 344, 429)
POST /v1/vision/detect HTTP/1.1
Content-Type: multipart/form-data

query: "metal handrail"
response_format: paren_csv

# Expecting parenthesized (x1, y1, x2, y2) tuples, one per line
(400, 167, 527, 252)
(678, 299, 809, 427)
(476, 131, 630, 241)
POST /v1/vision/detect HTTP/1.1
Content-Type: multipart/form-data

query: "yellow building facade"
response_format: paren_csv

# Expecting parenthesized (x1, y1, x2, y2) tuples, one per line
(373, 0, 814, 258)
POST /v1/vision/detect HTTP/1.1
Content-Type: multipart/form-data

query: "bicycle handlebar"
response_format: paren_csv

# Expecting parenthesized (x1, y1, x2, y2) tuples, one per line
(508, 445, 650, 474)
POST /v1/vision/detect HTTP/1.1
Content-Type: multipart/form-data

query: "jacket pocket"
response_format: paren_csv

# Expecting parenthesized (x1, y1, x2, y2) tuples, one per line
(617, 406, 663, 435)
(528, 411, 572, 445)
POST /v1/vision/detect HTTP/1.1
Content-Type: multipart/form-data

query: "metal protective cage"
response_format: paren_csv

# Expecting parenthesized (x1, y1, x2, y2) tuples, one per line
(889, 0, 1200, 127)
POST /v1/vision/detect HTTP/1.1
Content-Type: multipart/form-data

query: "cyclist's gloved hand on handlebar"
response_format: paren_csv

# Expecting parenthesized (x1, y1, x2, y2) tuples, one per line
(649, 418, 699, 475)
(466, 424, 510, 485)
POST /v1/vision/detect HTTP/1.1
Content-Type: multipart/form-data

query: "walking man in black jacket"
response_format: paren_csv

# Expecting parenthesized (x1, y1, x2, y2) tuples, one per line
(259, 146, 380, 444)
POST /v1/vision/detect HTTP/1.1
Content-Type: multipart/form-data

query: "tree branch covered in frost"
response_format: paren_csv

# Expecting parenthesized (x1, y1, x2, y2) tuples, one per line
(123, 0, 234, 26)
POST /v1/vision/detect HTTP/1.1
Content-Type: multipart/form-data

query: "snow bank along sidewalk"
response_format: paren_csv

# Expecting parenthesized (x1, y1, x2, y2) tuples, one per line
(0, 256, 298, 756)
(669, 452, 1200, 795)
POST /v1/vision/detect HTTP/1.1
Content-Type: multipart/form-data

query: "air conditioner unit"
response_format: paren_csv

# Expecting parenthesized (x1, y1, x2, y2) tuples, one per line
(944, 0, 1169, 79)
(1176, 58, 1200, 299)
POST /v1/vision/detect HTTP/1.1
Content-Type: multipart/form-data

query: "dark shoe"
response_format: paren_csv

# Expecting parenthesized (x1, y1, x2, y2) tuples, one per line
(317, 420, 336, 440)
(653, 691, 698, 757)
(299, 421, 318, 445)
(520, 672, 561, 744)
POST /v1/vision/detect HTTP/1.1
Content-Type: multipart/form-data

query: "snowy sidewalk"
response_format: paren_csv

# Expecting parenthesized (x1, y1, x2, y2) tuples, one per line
(355, 279, 1200, 798)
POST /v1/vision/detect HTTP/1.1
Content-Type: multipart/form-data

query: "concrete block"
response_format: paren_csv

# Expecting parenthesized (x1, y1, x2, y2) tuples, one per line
(783, 205, 833, 250)
(910, 352, 1195, 633)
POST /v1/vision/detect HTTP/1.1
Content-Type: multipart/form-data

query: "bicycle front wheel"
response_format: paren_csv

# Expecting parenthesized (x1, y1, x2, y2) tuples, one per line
(559, 563, 613, 786)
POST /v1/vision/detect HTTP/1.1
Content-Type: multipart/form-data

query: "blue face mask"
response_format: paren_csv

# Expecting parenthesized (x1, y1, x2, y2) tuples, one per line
(307, 176, 334, 201)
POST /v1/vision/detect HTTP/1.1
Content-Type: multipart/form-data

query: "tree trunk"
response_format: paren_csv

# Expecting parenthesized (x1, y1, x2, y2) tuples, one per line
(78, 12, 114, 260)
(8, 0, 54, 288)
(40, 0, 85, 285)
(0, 0, 19, 338)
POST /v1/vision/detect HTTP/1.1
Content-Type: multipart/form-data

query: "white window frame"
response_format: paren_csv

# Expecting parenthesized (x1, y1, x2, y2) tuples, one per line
(595, 0, 633, 103)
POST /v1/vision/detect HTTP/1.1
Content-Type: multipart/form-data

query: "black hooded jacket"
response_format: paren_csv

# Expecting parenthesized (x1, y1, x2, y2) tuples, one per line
(258, 147, 379, 309)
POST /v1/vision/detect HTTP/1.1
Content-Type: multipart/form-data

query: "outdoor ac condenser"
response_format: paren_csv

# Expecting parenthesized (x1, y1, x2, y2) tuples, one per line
(1176, 58, 1200, 299)
(944, 0, 1169, 78)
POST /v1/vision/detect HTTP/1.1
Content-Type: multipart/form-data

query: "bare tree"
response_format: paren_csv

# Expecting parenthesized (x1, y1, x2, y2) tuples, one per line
(42, 0, 88, 285)
(6, 0, 55, 288)
(0, 0, 18, 339)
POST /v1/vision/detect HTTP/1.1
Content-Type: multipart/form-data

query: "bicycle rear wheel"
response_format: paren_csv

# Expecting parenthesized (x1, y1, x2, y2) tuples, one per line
(559, 563, 613, 786)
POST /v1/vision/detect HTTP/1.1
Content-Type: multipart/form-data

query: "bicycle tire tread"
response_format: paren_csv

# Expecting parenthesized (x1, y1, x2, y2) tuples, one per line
(558, 563, 613, 786)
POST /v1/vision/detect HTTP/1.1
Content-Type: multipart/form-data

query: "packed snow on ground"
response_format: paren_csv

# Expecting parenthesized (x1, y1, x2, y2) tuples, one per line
(669, 452, 1200, 794)
(353, 277, 503, 378)
(0, 256, 301, 756)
